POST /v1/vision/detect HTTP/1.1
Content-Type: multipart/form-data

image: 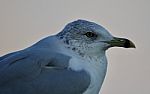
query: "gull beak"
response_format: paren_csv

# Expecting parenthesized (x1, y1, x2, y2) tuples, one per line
(105, 37, 136, 48)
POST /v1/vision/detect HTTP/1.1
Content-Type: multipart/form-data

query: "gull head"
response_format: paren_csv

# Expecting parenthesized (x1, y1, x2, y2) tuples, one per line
(57, 19, 135, 57)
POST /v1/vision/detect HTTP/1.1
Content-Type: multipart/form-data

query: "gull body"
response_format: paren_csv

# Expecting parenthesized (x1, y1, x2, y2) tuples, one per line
(0, 20, 135, 94)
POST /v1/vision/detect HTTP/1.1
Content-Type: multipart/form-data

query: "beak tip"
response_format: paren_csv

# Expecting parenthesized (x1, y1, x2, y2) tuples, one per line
(129, 40, 136, 48)
(130, 45, 136, 48)
(124, 39, 136, 48)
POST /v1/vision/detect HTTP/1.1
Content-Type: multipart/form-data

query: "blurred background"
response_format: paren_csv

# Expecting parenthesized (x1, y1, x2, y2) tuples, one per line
(0, 0, 149, 94)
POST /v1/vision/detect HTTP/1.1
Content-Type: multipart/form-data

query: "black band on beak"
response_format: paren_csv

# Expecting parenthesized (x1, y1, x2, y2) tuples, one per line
(124, 39, 132, 48)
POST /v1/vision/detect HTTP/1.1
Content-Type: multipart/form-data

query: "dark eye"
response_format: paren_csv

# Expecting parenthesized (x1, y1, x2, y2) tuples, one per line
(84, 32, 97, 38)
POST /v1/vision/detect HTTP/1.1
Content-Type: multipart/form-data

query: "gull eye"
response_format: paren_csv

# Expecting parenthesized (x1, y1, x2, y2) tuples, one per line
(84, 32, 97, 38)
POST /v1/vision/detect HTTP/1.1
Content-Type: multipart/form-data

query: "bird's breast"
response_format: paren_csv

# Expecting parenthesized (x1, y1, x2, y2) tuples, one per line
(68, 55, 108, 94)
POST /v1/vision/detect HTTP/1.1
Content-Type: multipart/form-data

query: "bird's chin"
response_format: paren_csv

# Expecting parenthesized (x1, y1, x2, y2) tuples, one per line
(103, 46, 110, 51)
(97, 45, 110, 51)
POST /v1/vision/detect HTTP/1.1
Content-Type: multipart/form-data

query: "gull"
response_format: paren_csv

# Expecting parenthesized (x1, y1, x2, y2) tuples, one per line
(0, 19, 135, 94)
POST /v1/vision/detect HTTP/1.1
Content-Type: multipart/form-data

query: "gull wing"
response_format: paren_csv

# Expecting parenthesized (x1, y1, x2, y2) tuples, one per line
(0, 51, 18, 61)
(0, 49, 90, 94)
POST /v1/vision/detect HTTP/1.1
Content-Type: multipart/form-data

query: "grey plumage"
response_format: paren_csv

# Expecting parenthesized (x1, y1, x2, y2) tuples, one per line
(0, 36, 90, 94)
(0, 19, 135, 94)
